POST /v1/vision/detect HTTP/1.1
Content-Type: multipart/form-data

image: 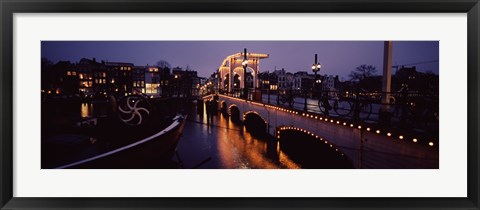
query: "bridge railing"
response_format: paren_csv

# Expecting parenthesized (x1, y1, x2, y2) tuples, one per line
(211, 88, 438, 139)
(271, 89, 438, 134)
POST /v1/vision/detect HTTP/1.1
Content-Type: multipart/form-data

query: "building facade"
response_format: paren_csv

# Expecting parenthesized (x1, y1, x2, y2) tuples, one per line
(144, 66, 160, 96)
(42, 58, 201, 100)
(76, 58, 96, 97)
(105, 62, 134, 96)
(172, 67, 200, 98)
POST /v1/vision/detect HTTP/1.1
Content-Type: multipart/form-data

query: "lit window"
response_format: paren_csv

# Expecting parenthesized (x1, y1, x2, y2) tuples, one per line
(145, 83, 159, 94)
(81, 81, 89, 87)
(67, 71, 71, 76)
(95, 79, 99, 84)
(120, 67, 124, 70)
(72, 72, 77, 76)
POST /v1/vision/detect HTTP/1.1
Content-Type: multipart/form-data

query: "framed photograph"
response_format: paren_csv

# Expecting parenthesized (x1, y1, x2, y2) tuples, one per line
(1, 0, 479, 209)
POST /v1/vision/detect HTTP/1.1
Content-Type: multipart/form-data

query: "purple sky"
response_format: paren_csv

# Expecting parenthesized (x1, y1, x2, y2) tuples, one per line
(41, 41, 438, 80)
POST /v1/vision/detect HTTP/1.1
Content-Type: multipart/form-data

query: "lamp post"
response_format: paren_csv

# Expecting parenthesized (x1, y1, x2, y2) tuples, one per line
(307, 53, 321, 111)
(311, 54, 322, 95)
(241, 48, 248, 99)
(215, 72, 219, 94)
(267, 80, 271, 104)
(174, 74, 179, 98)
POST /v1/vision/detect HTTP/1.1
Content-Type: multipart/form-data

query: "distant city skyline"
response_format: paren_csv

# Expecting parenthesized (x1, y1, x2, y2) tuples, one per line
(42, 41, 439, 79)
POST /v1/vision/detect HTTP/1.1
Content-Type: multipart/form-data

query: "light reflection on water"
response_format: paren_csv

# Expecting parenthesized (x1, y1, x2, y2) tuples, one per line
(176, 103, 300, 169)
(80, 103, 94, 118)
(80, 102, 108, 118)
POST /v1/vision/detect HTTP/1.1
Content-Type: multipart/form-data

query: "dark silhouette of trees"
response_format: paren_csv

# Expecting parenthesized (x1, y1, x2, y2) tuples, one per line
(349, 64, 377, 81)
(156, 60, 171, 70)
(347, 65, 380, 91)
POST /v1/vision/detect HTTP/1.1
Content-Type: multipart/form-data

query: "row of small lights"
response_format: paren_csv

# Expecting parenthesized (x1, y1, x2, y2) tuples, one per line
(243, 111, 268, 124)
(295, 112, 436, 147)
(222, 95, 247, 103)
(217, 94, 436, 148)
(277, 126, 345, 156)
(222, 94, 298, 115)
(250, 101, 265, 107)
(202, 95, 213, 100)
(265, 104, 299, 115)
(264, 101, 436, 147)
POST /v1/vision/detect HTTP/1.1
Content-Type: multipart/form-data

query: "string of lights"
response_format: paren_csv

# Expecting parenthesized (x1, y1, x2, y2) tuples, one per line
(203, 94, 437, 148)
(278, 126, 438, 161)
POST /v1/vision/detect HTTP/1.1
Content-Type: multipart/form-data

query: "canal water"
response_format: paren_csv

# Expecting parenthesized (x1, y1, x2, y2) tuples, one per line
(43, 98, 352, 169)
(175, 101, 301, 169)
(174, 101, 353, 169)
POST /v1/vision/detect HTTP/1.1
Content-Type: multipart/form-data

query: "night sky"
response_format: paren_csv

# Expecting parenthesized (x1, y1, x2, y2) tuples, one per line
(41, 41, 439, 80)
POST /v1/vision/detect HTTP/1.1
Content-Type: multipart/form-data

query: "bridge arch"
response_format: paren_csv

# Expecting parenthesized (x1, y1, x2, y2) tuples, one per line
(232, 67, 244, 76)
(276, 125, 354, 168)
(276, 126, 347, 156)
(243, 111, 267, 123)
(243, 111, 268, 134)
(219, 100, 227, 113)
(228, 104, 241, 122)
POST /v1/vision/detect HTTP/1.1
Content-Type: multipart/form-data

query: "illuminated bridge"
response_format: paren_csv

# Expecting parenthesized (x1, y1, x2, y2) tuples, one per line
(203, 94, 439, 169)
(218, 51, 269, 93)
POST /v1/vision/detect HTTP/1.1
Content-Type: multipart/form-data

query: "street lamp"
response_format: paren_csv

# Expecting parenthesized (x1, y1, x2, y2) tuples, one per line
(266, 79, 271, 104)
(312, 54, 322, 95)
(242, 48, 248, 99)
(312, 54, 321, 75)
(214, 72, 218, 94)
(306, 53, 322, 111)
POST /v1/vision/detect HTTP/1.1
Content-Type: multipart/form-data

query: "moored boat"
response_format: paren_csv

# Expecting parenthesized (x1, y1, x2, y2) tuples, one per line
(42, 94, 187, 169)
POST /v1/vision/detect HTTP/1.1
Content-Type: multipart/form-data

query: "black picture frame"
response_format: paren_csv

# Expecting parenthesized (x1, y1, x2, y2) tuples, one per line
(1, 0, 479, 209)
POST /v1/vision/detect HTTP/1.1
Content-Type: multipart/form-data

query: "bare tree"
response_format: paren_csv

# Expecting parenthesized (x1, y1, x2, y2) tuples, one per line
(349, 64, 377, 81)
(156, 60, 171, 70)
